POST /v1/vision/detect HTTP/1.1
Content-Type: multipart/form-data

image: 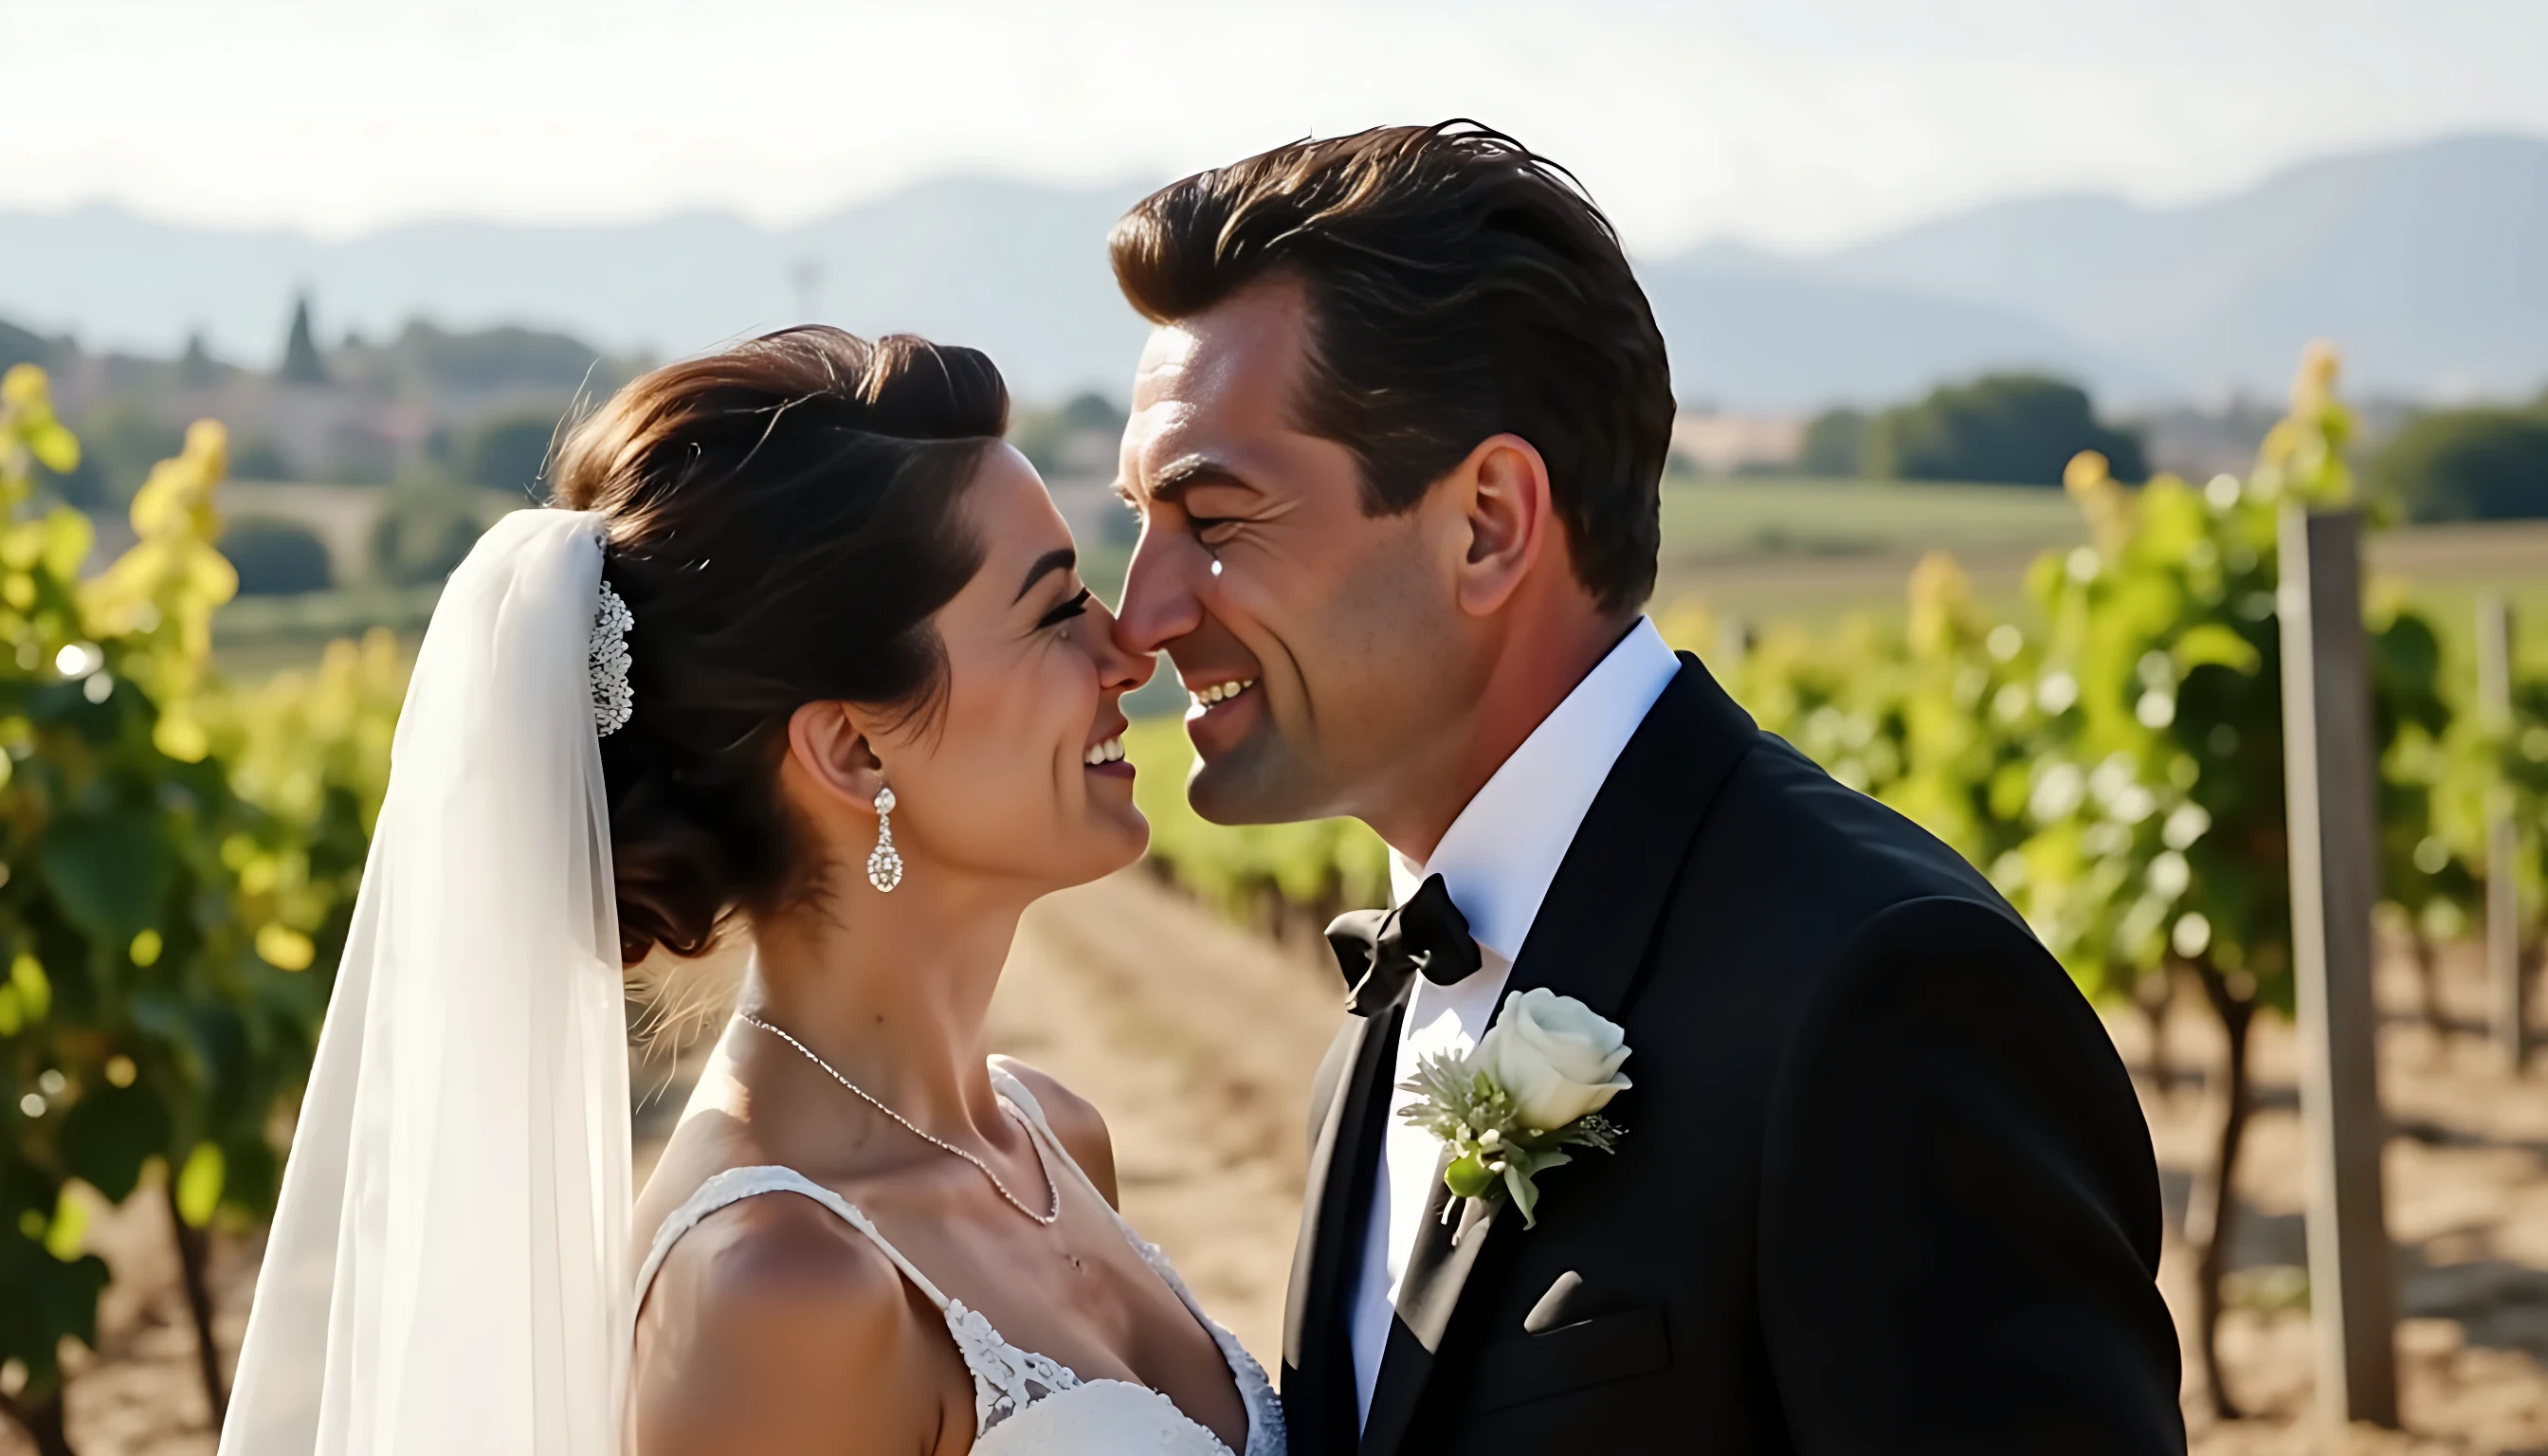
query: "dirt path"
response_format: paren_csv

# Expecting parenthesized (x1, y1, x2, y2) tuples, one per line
(2118, 943, 2548, 1454)
(14, 869, 2548, 1454)
(983, 867, 1343, 1365)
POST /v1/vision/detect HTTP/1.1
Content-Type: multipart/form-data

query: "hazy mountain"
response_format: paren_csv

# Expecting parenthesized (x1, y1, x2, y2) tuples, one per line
(0, 177, 1159, 401)
(1638, 243, 2165, 411)
(1800, 133, 2548, 403)
(4, 133, 2543, 410)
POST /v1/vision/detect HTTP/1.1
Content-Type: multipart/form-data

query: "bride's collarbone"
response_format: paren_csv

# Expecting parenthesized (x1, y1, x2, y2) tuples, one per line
(871, 1183, 1174, 1353)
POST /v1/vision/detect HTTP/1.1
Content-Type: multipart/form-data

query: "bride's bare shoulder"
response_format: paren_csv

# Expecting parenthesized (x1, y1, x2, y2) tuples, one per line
(632, 1188, 953, 1454)
(989, 1056, 1119, 1208)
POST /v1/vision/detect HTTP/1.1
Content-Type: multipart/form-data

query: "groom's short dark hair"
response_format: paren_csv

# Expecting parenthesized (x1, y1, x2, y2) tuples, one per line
(1110, 121, 1673, 614)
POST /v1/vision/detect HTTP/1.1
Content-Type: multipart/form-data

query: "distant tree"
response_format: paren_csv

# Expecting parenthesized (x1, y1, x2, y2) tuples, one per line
(1011, 391, 1127, 477)
(452, 408, 564, 492)
(1058, 391, 1125, 434)
(177, 332, 224, 389)
(371, 485, 491, 586)
(228, 435, 294, 482)
(1865, 373, 2146, 486)
(0, 317, 54, 375)
(62, 396, 186, 507)
(376, 320, 628, 396)
(225, 516, 335, 595)
(1797, 408, 1870, 477)
(280, 295, 328, 385)
(2370, 406, 2548, 521)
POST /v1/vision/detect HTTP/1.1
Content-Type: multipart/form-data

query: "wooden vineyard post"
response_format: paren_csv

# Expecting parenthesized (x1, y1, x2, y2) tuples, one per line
(1715, 614, 1755, 669)
(2478, 594, 2523, 1073)
(2277, 506, 2401, 1429)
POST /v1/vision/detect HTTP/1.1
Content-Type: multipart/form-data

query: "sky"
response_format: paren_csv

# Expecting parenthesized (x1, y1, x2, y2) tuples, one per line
(9, 0, 2546, 255)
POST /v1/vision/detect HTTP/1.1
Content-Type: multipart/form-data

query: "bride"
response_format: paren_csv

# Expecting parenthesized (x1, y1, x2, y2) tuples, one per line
(215, 328, 1283, 1456)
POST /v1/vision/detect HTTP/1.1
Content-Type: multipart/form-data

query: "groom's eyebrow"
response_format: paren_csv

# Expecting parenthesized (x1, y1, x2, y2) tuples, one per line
(1013, 546, 1078, 605)
(1144, 455, 1251, 502)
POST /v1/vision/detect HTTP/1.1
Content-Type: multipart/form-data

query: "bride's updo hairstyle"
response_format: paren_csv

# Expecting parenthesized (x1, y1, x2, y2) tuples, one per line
(549, 327, 1009, 965)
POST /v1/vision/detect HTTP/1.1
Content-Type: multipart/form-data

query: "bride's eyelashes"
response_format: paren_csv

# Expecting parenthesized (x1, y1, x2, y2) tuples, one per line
(1038, 586, 1095, 630)
(1190, 516, 1241, 548)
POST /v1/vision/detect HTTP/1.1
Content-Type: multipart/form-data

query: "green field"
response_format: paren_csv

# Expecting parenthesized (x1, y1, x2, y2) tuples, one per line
(1659, 475, 2085, 556)
(1650, 477, 2548, 648)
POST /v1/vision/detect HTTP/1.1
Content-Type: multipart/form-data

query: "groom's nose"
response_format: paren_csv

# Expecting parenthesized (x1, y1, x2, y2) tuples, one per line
(1111, 518, 1206, 658)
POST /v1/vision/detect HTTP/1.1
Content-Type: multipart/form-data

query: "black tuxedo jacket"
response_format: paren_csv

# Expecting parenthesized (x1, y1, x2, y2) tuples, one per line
(1280, 655, 2184, 1454)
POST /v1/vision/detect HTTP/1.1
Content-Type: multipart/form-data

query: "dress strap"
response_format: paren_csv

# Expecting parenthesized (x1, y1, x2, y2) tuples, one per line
(987, 1060, 1124, 1231)
(985, 1058, 1054, 1138)
(632, 1160, 1083, 1437)
(633, 1164, 958, 1313)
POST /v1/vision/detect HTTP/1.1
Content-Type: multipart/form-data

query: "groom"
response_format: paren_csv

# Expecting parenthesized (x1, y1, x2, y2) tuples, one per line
(1108, 124, 2184, 1453)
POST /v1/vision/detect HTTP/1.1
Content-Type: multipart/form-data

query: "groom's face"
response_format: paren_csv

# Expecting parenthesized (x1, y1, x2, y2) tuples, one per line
(1112, 279, 1463, 826)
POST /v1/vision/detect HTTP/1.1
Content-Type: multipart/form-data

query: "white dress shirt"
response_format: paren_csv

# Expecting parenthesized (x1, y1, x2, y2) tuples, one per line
(1347, 617, 1683, 1425)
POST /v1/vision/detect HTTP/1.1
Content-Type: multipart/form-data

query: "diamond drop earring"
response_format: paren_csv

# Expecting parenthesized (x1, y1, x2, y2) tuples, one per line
(865, 785, 904, 893)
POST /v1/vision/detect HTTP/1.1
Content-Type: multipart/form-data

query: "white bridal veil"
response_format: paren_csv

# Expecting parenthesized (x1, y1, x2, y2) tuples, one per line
(221, 509, 633, 1455)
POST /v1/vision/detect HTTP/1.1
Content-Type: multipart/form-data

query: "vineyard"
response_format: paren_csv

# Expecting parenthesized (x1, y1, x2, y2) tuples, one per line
(0, 344, 2544, 1452)
(0, 368, 400, 1456)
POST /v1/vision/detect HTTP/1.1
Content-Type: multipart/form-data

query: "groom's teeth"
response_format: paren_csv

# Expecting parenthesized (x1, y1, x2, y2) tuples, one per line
(1083, 737, 1124, 767)
(1187, 679, 1257, 709)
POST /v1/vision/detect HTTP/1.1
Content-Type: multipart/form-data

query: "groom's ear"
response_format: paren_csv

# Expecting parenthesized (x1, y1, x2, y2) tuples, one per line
(784, 701, 889, 815)
(1448, 432, 1555, 619)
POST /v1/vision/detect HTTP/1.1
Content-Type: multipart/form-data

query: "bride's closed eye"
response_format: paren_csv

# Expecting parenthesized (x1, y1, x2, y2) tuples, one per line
(1038, 587, 1094, 630)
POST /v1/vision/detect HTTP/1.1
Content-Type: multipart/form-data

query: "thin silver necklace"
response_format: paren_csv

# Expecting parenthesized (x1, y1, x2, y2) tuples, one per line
(737, 1012, 1061, 1227)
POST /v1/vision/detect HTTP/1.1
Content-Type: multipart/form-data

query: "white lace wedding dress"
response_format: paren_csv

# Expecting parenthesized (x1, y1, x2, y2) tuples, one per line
(634, 1065, 1286, 1455)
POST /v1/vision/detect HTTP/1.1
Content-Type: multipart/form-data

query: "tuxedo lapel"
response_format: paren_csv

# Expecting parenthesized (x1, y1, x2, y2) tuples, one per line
(1357, 655, 1757, 1456)
(1283, 998, 1403, 1454)
(1354, 1162, 1499, 1456)
(1500, 654, 1756, 1020)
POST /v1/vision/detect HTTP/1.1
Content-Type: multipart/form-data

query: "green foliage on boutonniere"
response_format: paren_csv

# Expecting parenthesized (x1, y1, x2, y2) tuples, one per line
(1399, 1051, 1624, 1229)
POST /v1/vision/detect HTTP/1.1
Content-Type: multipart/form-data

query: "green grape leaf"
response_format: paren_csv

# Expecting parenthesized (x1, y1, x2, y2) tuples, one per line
(27, 423, 81, 475)
(215, 1131, 279, 1221)
(0, 1228, 110, 1387)
(40, 506, 91, 580)
(174, 1141, 226, 1227)
(9, 954, 49, 1021)
(58, 1083, 173, 1203)
(2175, 623, 2262, 676)
(40, 809, 176, 944)
(41, 1185, 88, 1260)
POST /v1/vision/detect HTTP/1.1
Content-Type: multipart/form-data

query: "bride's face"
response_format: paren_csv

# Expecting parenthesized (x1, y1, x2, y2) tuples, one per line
(859, 445, 1155, 893)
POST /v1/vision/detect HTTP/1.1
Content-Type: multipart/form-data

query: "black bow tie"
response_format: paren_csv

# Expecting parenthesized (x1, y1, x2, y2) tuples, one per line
(1325, 873, 1484, 1018)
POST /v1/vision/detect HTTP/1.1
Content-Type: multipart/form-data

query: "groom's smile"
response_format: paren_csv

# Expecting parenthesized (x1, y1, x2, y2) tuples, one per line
(1180, 670, 1263, 757)
(1184, 676, 1258, 719)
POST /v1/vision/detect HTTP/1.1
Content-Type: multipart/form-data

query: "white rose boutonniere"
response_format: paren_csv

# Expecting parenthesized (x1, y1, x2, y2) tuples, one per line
(1397, 988, 1630, 1228)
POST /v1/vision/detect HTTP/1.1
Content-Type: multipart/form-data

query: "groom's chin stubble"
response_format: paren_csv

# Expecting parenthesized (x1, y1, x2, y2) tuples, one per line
(1185, 727, 1322, 827)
